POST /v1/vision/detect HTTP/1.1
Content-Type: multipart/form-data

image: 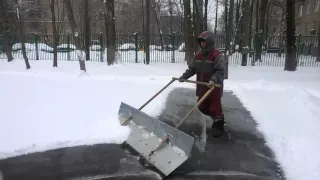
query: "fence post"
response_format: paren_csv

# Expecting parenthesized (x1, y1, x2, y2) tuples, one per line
(34, 33, 39, 60)
(135, 32, 138, 63)
(67, 34, 71, 61)
(100, 32, 104, 62)
(317, 24, 320, 62)
(171, 32, 175, 63)
(296, 34, 301, 65)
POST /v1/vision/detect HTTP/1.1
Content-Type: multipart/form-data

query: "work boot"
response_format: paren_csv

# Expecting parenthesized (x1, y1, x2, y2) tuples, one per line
(211, 117, 225, 138)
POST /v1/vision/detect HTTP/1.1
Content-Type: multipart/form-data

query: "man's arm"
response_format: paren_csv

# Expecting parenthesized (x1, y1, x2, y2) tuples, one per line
(180, 57, 196, 80)
(210, 54, 225, 84)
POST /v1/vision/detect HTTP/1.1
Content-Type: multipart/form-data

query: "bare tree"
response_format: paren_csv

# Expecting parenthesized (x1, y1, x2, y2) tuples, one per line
(15, 0, 31, 69)
(183, 0, 194, 64)
(151, 0, 164, 50)
(203, 0, 208, 31)
(240, 0, 250, 66)
(255, 0, 259, 33)
(227, 0, 234, 50)
(49, 0, 58, 67)
(248, 0, 254, 58)
(233, 0, 241, 52)
(63, 0, 86, 71)
(224, 0, 228, 35)
(254, 0, 268, 59)
(317, 24, 320, 62)
(192, 0, 204, 35)
(103, 0, 116, 65)
(284, 0, 296, 71)
(144, 0, 150, 64)
(214, 0, 218, 35)
(84, 0, 90, 61)
(0, 0, 14, 62)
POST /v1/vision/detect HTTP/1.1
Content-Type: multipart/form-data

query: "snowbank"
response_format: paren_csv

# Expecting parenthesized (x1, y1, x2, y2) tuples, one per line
(0, 60, 193, 160)
(225, 67, 320, 180)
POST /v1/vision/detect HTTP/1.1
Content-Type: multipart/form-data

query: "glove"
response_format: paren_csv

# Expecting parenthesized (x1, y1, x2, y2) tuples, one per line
(178, 78, 185, 82)
(178, 76, 185, 82)
(208, 80, 215, 87)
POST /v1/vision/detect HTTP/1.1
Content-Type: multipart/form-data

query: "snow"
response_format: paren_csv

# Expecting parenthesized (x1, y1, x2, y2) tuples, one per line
(0, 60, 192, 160)
(1, 59, 320, 180)
(224, 67, 320, 180)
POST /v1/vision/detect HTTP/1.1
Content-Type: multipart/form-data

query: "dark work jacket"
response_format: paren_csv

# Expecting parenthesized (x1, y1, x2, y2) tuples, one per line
(180, 48, 225, 98)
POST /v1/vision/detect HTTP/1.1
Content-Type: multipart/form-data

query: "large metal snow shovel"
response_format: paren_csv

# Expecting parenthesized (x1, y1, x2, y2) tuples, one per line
(118, 77, 220, 178)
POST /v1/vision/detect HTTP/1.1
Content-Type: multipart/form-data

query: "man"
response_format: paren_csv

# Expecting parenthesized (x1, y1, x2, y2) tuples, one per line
(178, 31, 225, 138)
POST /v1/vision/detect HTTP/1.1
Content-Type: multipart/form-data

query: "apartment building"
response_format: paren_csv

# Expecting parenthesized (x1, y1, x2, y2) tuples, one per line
(295, 0, 320, 35)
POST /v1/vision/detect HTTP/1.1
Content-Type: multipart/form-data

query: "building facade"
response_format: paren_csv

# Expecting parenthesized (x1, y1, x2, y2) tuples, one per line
(295, 0, 320, 35)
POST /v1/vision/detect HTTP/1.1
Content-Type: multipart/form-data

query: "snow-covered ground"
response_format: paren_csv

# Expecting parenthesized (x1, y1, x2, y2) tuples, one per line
(0, 59, 320, 180)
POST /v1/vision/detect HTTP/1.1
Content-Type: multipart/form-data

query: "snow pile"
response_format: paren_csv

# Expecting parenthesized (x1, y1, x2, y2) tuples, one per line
(225, 67, 320, 180)
(0, 60, 193, 160)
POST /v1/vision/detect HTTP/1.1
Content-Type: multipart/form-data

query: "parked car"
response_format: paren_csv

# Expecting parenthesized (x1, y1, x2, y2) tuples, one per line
(118, 43, 136, 51)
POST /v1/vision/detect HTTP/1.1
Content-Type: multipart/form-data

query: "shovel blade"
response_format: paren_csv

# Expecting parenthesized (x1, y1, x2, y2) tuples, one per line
(118, 102, 195, 177)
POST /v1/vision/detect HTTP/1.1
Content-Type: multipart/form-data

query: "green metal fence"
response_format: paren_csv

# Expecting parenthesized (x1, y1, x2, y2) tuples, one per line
(0, 33, 319, 66)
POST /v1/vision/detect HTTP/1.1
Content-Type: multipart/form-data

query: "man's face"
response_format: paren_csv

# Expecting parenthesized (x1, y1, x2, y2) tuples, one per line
(200, 40, 206, 48)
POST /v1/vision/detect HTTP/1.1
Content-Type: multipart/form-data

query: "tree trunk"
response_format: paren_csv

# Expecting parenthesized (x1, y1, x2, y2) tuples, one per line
(238, 0, 245, 52)
(104, 0, 116, 65)
(284, 0, 296, 71)
(317, 24, 320, 62)
(84, 0, 90, 61)
(241, 0, 250, 66)
(183, 0, 194, 64)
(0, 0, 14, 62)
(224, 0, 228, 35)
(152, 0, 164, 50)
(16, 0, 30, 69)
(255, 0, 259, 33)
(144, 0, 150, 64)
(233, 0, 240, 52)
(226, 0, 234, 53)
(204, 0, 208, 31)
(248, 0, 254, 58)
(63, 0, 86, 71)
(265, 0, 271, 35)
(259, 0, 267, 32)
(214, 0, 218, 35)
(192, 0, 203, 35)
(169, 0, 173, 33)
(4, 31, 14, 62)
(255, 0, 267, 59)
(50, 0, 58, 67)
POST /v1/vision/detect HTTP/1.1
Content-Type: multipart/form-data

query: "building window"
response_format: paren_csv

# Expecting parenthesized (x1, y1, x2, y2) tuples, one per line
(315, 0, 320, 11)
(306, 0, 310, 14)
(298, 4, 303, 16)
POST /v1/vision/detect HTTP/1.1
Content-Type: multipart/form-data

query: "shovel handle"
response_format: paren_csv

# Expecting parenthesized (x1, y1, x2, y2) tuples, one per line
(149, 85, 218, 156)
(138, 78, 176, 110)
(175, 85, 216, 129)
(121, 78, 177, 126)
(172, 77, 221, 88)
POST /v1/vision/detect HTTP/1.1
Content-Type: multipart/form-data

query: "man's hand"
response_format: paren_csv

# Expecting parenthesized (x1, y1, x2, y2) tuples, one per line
(178, 76, 185, 82)
(178, 78, 185, 82)
(208, 80, 215, 87)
